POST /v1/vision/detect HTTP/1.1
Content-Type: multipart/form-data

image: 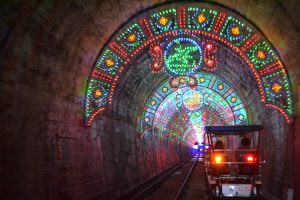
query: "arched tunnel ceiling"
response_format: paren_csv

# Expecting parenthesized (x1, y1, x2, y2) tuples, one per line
(139, 72, 249, 145)
(84, 2, 293, 127)
(0, 0, 299, 199)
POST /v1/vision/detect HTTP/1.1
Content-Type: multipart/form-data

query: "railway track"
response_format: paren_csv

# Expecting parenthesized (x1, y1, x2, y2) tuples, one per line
(118, 155, 208, 200)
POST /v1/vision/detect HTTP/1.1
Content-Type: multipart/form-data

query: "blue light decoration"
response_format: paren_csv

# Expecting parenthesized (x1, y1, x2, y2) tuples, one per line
(219, 16, 253, 47)
(187, 7, 218, 32)
(149, 8, 178, 35)
(139, 72, 249, 145)
(96, 49, 123, 76)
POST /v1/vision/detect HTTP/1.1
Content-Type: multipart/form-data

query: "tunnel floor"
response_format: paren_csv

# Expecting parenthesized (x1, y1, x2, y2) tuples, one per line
(142, 157, 211, 200)
(136, 156, 266, 200)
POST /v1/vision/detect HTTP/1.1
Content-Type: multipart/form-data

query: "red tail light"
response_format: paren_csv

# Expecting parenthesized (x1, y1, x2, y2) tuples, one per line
(246, 155, 255, 162)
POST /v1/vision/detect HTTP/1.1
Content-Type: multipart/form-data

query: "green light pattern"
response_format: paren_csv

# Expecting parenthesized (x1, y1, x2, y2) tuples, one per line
(139, 72, 249, 144)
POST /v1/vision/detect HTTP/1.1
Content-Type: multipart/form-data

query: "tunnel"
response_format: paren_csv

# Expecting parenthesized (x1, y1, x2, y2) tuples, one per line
(0, 0, 300, 199)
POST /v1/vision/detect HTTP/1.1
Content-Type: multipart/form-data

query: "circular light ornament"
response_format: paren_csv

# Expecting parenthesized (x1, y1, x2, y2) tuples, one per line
(182, 90, 204, 111)
(164, 37, 202, 76)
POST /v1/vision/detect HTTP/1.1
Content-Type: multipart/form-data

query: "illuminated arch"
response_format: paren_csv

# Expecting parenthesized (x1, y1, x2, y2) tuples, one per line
(85, 2, 293, 126)
(139, 72, 249, 145)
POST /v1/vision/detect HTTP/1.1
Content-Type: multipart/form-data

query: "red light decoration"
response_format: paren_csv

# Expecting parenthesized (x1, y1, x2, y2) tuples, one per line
(212, 12, 227, 33)
(149, 44, 163, 73)
(169, 77, 180, 91)
(241, 33, 261, 52)
(178, 6, 187, 28)
(187, 76, 197, 89)
(92, 69, 113, 83)
(109, 42, 128, 58)
(139, 18, 153, 37)
(203, 41, 218, 71)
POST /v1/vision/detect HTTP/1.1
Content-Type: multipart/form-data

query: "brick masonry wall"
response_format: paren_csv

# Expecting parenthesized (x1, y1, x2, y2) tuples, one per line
(0, 0, 299, 199)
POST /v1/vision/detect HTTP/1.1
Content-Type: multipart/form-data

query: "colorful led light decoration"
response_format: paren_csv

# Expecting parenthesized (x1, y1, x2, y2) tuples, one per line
(139, 72, 249, 144)
(85, 3, 293, 126)
(159, 16, 169, 26)
(203, 41, 218, 71)
(182, 90, 204, 111)
(187, 7, 218, 32)
(164, 37, 203, 76)
(220, 16, 253, 47)
(149, 43, 163, 73)
(149, 8, 178, 35)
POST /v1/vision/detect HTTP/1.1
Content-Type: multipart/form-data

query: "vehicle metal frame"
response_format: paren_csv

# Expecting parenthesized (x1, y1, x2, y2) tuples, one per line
(204, 125, 264, 198)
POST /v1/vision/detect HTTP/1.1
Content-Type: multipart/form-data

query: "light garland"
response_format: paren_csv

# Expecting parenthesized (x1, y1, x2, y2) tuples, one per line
(85, 4, 293, 126)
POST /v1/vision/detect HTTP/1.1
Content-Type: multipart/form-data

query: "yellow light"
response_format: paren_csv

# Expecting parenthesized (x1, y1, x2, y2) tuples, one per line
(199, 77, 205, 83)
(159, 16, 169, 26)
(151, 100, 156, 105)
(231, 26, 240, 35)
(272, 83, 282, 93)
(218, 84, 223, 90)
(105, 58, 114, 67)
(257, 50, 266, 59)
(94, 89, 102, 98)
(231, 97, 237, 103)
(197, 13, 206, 24)
(215, 156, 222, 163)
(127, 34, 136, 42)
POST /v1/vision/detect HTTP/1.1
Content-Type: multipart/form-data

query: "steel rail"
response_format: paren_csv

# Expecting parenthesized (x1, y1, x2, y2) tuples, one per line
(174, 155, 199, 200)
(128, 159, 189, 200)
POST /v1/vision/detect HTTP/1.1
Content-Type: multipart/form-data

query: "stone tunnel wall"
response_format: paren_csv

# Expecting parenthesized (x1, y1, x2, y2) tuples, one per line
(204, 40, 294, 199)
(0, 0, 300, 199)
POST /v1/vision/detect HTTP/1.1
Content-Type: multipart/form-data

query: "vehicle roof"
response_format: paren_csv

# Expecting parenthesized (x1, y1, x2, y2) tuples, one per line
(204, 125, 262, 135)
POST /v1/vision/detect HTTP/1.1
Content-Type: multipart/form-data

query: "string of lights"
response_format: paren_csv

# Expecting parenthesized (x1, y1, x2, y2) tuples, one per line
(85, 4, 293, 126)
(139, 72, 248, 143)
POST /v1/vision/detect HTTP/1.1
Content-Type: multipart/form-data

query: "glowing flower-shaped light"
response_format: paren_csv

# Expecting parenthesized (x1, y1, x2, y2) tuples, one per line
(182, 90, 204, 111)
(197, 13, 206, 24)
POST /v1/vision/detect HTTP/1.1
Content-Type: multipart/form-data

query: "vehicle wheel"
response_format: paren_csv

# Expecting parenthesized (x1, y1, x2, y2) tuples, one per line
(210, 184, 217, 197)
(256, 185, 262, 199)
